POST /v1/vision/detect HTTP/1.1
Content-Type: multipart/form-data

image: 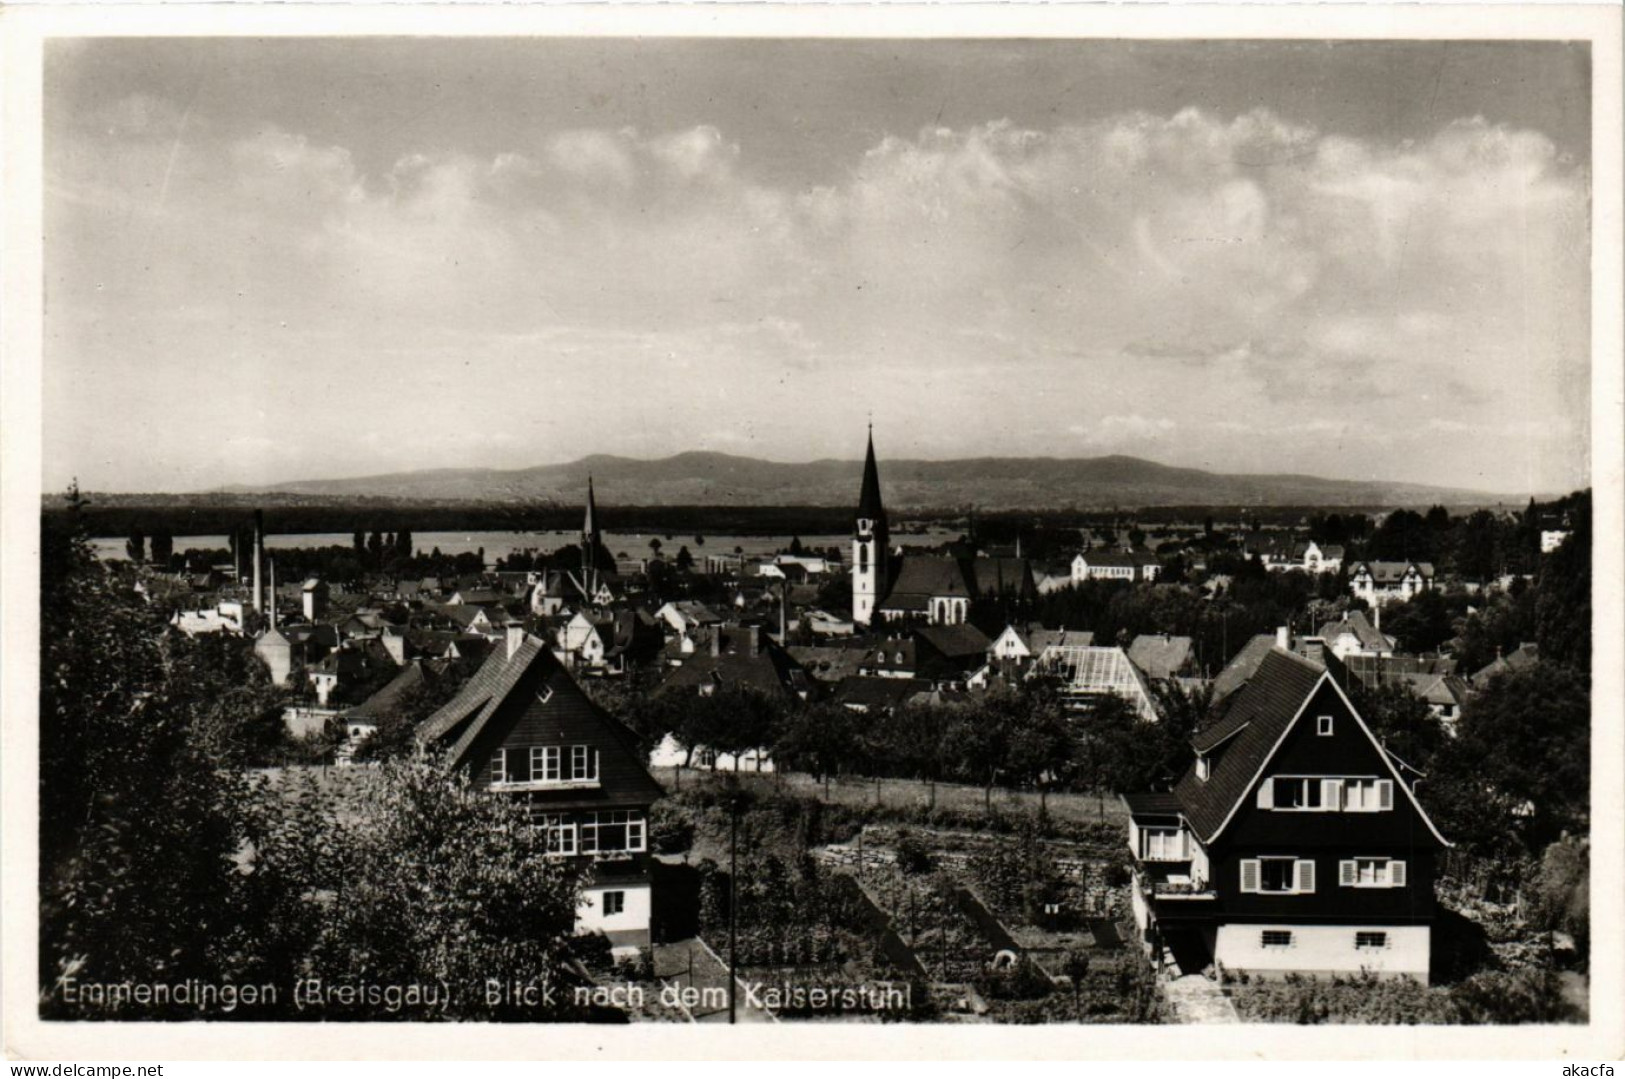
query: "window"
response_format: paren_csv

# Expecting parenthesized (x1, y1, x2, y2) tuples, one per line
(1242, 857, 1315, 894)
(1259, 858, 1297, 893)
(531, 746, 560, 783)
(858, 544, 869, 570)
(1271, 777, 1324, 810)
(490, 749, 507, 783)
(1340, 858, 1407, 888)
(580, 810, 646, 854)
(570, 745, 599, 782)
(1344, 778, 1394, 812)
(1261, 930, 1293, 948)
(1141, 828, 1184, 862)
(539, 814, 576, 856)
(602, 891, 626, 916)
(1355, 931, 1388, 950)
(1317, 715, 1334, 736)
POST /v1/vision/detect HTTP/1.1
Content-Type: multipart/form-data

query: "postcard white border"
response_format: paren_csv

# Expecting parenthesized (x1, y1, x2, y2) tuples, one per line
(3, 2, 1621, 1062)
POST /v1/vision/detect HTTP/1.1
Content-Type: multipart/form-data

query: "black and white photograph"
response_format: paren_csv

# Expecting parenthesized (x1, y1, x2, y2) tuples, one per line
(2, 2, 1620, 1064)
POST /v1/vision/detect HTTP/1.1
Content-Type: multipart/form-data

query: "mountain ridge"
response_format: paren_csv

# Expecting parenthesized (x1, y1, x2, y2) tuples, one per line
(214, 451, 1517, 510)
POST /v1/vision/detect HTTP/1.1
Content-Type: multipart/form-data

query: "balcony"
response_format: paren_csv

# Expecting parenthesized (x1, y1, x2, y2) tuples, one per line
(1150, 877, 1218, 900)
(489, 778, 601, 793)
(1135, 866, 1218, 902)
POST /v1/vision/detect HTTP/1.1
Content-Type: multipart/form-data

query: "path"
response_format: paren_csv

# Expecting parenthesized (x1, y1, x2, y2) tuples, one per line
(1163, 973, 1241, 1024)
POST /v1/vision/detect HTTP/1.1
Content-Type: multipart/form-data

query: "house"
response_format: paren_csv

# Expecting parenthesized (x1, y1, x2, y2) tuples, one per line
(658, 624, 813, 702)
(1471, 642, 1539, 686)
(1538, 511, 1573, 554)
(654, 600, 725, 637)
(1315, 611, 1395, 659)
(1392, 672, 1471, 730)
(1071, 550, 1161, 584)
(529, 571, 574, 618)
(1303, 542, 1345, 575)
(1123, 647, 1449, 983)
(1347, 561, 1434, 608)
(556, 610, 662, 675)
(337, 658, 440, 762)
(1127, 634, 1196, 680)
(831, 675, 932, 714)
(913, 623, 993, 682)
(417, 629, 664, 955)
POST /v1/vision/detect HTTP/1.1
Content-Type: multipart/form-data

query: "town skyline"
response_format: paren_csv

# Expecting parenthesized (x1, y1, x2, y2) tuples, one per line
(45, 38, 1592, 496)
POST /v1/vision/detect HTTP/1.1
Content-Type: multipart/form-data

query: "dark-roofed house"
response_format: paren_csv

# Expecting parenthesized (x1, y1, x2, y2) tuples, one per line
(914, 623, 993, 683)
(1470, 642, 1540, 686)
(1124, 648, 1449, 983)
(658, 624, 812, 702)
(417, 629, 663, 955)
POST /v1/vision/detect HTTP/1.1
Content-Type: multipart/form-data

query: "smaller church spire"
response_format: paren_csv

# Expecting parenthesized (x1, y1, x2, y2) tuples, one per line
(582, 475, 600, 576)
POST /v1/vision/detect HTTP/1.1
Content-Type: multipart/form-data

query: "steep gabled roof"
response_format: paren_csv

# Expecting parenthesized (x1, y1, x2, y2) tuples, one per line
(915, 623, 992, 659)
(1127, 634, 1194, 680)
(1176, 648, 1325, 840)
(1317, 610, 1393, 652)
(883, 556, 971, 602)
(1210, 633, 1278, 701)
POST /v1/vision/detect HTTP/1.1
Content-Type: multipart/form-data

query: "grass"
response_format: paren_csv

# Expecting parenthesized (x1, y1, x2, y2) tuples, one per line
(651, 766, 1130, 827)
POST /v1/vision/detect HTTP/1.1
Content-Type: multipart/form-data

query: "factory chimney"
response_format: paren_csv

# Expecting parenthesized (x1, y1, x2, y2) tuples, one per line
(253, 510, 265, 613)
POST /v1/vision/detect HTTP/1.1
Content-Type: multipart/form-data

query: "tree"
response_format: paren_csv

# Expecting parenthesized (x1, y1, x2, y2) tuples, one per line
(40, 526, 261, 1016)
(1424, 661, 1588, 857)
(1535, 492, 1590, 671)
(125, 527, 146, 563)
(395, 528, 414, 561)
(675, 545, 694, 572)
(1380, 589, 1453, 654)
(648, 537, 664, 560)
(149, 526, 175, 569)
(238, 757, 588, 1019)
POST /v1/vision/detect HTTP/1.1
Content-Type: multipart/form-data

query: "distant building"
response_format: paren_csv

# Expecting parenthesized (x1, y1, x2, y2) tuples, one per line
(1347, 561, 1434, 607)
(1072, 550, 1161, 584)
(301, 578, 330, 621)
(1538, 511, 1573, 554)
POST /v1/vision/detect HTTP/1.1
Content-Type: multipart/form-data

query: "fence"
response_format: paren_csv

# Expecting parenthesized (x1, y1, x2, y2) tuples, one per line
(651, 766, 1128, 826)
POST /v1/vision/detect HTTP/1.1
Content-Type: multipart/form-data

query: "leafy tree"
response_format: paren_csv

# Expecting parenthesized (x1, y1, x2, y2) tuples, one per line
(1535, 492, 1590, 671)
(648, 537, 663, 559)
(149, 526, 174, 568)
(1531, 835, 1589, 955)
(238, 757, 588, 1019)
(675, 545, 694, 571)
(1380, 589, 1454, 654)
(1424, 661, 1588, 857)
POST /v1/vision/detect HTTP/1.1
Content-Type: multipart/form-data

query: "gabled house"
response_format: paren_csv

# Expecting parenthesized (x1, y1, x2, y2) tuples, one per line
(1316, 610, 1395, 660)
(1348, 561, 1435, 608)
(417, 629, 664, 955)
(1127, 633, 1196, 681)
(1470, 642, 1540, 686)
(1124, 648, 1449, 983)
(1303, 542, 1345, 575)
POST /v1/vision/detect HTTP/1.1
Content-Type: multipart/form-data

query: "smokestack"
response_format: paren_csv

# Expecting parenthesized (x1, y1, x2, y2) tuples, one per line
(268, 557, 277, 630)
(252, 510, 264, 613)
(1276, 625, 1291, 650)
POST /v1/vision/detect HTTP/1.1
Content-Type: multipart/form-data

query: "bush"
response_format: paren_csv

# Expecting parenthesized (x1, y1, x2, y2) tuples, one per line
(894, 830, 935, 875)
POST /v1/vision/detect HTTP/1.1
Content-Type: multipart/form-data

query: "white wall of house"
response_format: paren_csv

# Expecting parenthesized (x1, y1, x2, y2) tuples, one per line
(578, 883, 653, 955)
(1215, 923, 1430, 984)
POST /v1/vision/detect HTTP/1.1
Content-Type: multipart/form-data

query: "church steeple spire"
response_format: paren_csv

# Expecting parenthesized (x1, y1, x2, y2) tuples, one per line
(582, 475, 601, 578)
(856, 425, 886, 525)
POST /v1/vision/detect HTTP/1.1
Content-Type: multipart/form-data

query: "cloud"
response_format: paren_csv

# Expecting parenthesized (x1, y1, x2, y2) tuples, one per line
(46, 99, 1590, 493)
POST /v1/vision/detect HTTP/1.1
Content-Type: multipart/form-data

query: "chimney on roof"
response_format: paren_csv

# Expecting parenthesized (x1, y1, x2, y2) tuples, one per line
(252, 510, 264, 613)
(1276, 625, 1291, 650)
(746, 625, 761, 656)
(710, 628, 722, 657)
(506, 622, 526, 660)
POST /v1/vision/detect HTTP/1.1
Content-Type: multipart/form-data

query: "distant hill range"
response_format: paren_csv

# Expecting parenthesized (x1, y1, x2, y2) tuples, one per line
(216, 451, 1510, 510)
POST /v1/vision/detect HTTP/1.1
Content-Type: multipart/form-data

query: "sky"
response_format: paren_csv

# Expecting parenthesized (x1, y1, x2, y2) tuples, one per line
(44, 38, 1592, 495)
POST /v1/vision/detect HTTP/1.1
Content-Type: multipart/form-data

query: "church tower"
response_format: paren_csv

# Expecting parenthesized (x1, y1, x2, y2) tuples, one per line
(852, 427, 889, 627)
